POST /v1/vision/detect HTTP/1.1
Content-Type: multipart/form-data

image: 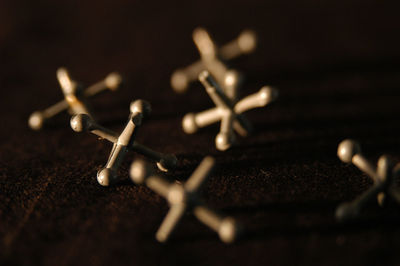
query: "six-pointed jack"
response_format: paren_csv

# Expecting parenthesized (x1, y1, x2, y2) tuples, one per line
(29, 67, 122, 130)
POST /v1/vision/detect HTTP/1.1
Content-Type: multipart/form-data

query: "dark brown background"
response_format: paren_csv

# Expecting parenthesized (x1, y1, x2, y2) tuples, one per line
(1, 0, 400, 265)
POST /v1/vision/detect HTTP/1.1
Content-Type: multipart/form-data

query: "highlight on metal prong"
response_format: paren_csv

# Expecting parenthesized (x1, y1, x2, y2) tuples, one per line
(70, 114, 94, 132)
(130, 99, 152, 118)
(337, 139, 361, 163)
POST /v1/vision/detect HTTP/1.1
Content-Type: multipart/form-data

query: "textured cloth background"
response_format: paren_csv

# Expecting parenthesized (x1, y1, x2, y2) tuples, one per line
(1, 1, 400, 265)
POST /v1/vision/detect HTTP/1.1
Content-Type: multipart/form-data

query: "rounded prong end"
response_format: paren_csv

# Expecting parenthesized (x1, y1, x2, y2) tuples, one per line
(57, 67, 76, 95)
(192, 27, 216, 60)
(337, 139, 361, 163)
(335, 202, 359, 222)
(97, 168, 117, 186)
(56, 67, 68, 77)
(70, 114, 93, 132)
(192, 27, 214, 56)
(378, 155, 391, 167)
(171, 70, 189, 93)
(198, 70, 210, 84)
(216, 133, 234, 151)
(238, 30, 257, 53)
(182, 113, 199, 134)
(155, 231, 168, 243)
(157, 154, 178, 172)
(260, 86, 279, 104)
(130, 100, 152, 119)
(28, 111, 44, 130)
(219, 218, 239, 244)
(224, 70, 241, 89)
(192, 27, 207, 40)
(377, 193, 386, 206)
(130, 160, 153, 185)
(377, 155, 394, 180)
(199, 71, 219, 91)
(105, 72, 123, 91)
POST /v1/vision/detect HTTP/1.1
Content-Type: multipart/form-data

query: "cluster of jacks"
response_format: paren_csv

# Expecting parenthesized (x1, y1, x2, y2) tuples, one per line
(28, 28, 400, 243)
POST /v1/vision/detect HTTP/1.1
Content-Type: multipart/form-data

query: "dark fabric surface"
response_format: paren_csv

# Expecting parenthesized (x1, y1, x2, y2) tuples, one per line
(1, 1, 400, 265)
